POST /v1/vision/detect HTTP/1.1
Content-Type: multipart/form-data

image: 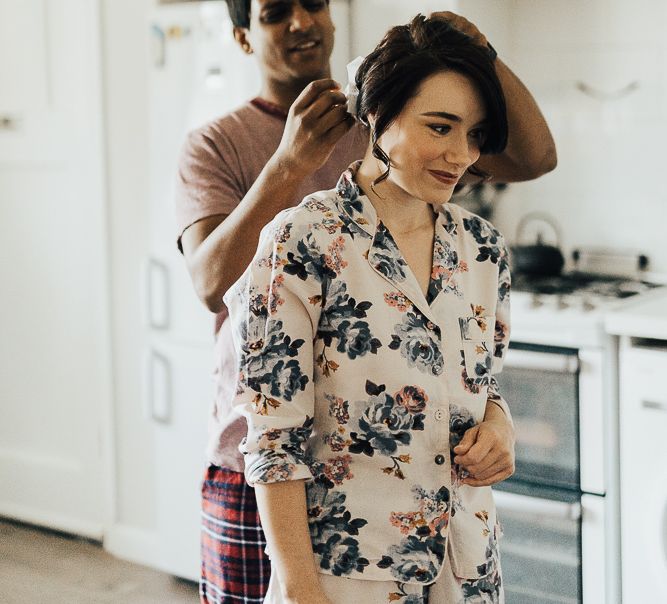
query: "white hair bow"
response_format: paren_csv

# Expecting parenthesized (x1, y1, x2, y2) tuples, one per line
(344, 56, 365, 118)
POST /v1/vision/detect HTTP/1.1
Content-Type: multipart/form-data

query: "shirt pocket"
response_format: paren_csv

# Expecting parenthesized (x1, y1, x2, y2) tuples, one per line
(447, 486, 501, 579)
(459, 314, 495, 381)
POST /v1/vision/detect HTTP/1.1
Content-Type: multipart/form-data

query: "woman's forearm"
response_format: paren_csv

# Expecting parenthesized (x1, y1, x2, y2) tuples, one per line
(254, 480, 322, 600)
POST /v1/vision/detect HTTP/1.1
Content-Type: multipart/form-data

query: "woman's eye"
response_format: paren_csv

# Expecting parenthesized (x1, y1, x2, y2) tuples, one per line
(429, 124, 451, 135)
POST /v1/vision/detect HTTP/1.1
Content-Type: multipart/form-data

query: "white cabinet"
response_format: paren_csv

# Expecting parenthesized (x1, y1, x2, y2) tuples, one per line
(619, 340, 667, 602)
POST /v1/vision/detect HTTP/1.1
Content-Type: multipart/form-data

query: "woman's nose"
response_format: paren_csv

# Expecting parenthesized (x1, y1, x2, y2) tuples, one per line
(445, 134, 476, 168)
(289, 5, 316, 32)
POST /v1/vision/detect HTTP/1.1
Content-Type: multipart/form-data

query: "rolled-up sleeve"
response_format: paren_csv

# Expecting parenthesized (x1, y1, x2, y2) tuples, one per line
(488, 235, 513, 425)
(223, 212, 323, 485)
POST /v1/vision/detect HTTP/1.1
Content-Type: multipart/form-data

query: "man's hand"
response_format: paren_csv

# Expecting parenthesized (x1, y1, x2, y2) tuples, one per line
(276, 79, 355, 177)
(430, 10, 488, 48)
(453, 414, 515, 487)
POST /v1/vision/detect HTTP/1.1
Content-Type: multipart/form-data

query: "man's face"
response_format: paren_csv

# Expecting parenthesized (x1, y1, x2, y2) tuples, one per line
(242, 0, 335, 84)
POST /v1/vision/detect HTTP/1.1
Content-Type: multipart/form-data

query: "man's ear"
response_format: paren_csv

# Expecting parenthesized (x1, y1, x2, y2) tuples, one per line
(233, 27, 253, 55)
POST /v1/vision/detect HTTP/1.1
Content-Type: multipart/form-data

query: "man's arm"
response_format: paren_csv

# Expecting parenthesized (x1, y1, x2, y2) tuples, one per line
(472, 58, 557, 183)
(432, 11, 557, 183)
(181, 79, 353, 313)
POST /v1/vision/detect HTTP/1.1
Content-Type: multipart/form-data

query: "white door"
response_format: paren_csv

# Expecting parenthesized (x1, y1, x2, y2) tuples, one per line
(0, 0, 109, 537)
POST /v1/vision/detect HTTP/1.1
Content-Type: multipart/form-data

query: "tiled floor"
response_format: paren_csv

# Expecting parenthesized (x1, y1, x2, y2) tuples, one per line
(0, 519, 199, 603)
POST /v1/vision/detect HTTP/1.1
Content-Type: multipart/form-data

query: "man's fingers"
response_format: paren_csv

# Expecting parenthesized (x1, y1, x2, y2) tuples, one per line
(322, 113, 355, 142)
(291, 79, 341, 114)
(306, 88, 348, 119)
(316, 103, 352, 131)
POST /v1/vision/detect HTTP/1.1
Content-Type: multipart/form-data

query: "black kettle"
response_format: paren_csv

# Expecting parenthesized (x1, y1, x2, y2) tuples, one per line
(510, 212, 565, 277)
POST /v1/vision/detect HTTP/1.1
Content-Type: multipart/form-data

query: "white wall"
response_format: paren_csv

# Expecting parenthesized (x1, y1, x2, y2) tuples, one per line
(351, 0, 457, 56)
(458, 0, 667, 275)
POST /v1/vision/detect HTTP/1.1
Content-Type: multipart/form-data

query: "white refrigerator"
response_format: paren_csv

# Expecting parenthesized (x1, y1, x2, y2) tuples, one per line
(144, 0, 350, 581)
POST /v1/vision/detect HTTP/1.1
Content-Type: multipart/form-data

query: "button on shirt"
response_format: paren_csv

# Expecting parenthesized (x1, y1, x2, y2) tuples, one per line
(224, 163, 512, 585)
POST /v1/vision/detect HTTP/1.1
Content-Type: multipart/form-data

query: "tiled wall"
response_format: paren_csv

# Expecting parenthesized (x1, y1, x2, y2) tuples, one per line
(458, 0, 667, 275)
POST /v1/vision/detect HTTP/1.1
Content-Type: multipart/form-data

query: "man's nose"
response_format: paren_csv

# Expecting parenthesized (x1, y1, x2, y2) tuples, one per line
(289, 4, 316, 32)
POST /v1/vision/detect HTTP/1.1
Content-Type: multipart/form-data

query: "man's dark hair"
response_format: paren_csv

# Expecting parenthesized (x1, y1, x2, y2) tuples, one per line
(225, 0, 251, 29)
(355, 14, 508, 183)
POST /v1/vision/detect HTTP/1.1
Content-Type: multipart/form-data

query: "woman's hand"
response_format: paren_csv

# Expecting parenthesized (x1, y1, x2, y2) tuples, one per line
(285, 595, 332, 604)
(283, 583, 333, 604)
(453, 407, 515, 487)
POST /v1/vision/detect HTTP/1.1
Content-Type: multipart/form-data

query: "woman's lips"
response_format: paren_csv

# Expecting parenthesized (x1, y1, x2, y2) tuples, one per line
(428, 170, 460, 185)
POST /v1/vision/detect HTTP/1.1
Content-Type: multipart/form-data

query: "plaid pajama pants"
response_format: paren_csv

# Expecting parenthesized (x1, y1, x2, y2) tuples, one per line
(200, 465, 271, 604)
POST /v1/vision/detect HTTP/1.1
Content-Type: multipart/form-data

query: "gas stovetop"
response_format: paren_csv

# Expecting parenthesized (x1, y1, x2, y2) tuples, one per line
(510, 272, 664, 348)
(513, 272, 661, 303)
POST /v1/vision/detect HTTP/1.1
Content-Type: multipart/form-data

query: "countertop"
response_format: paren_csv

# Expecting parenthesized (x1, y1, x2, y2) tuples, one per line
(605, 287, 667, 340)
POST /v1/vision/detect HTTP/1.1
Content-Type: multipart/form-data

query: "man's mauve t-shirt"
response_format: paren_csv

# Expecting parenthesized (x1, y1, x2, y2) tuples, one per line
(175, 99, 367, 472)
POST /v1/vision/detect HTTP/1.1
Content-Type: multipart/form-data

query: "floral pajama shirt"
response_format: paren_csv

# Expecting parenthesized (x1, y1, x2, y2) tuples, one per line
(224, 163, 512, 603)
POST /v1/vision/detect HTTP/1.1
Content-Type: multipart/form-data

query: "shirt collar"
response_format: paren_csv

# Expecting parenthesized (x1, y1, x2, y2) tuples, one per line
(334, 161, 378, 238)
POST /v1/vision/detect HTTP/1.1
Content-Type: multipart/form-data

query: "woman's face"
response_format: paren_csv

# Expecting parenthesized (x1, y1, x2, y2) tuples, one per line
(374, 70, 488, 205)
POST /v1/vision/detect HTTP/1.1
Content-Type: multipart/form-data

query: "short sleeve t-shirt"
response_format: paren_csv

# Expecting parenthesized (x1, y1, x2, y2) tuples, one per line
(175, 99, 368, 470)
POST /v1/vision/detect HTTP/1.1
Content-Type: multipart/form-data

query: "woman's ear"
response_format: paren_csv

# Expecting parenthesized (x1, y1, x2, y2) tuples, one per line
(233, 27, 254, 55)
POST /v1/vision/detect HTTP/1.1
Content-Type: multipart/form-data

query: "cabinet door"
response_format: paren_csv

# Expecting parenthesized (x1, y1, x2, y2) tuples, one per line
(144, 340, 211, 580)
(620, 346, 667, 602)
(0, 0, 109, 537)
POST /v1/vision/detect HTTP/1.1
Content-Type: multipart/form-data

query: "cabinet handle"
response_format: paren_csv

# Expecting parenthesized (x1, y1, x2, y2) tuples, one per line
(146, 257, 170, 330)
(642, 400, 667, 413)
(146, 349, 171, 424)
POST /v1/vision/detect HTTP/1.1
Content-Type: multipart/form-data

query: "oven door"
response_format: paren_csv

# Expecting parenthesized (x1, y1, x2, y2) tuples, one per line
(494, 485, 582, 604)
(496, 343, 580, 491)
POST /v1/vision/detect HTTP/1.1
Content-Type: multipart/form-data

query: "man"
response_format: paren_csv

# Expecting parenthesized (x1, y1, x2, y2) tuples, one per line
(175, 1, 556, 602)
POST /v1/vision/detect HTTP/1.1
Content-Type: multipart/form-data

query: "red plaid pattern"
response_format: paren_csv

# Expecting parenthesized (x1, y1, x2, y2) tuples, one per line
(200, 465, 271, 603)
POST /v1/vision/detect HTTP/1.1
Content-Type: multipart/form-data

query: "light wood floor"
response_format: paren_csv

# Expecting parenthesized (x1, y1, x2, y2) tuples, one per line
(0, 519, 199, 603)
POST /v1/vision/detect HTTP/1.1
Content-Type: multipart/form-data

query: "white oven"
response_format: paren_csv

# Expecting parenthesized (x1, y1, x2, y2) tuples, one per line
(493, 291, 623, 604)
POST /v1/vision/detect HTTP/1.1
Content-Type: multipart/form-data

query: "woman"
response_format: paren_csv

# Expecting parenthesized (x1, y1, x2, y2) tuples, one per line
(224, 14, 515, 604)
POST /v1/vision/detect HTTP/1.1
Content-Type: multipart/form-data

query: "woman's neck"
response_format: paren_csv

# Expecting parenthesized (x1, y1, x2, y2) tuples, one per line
(355, 151, 436, 236)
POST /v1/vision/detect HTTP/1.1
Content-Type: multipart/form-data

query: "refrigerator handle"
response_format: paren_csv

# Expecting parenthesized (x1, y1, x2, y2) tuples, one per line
(146, 257, 170, 331)
(146, 349, 171, 424)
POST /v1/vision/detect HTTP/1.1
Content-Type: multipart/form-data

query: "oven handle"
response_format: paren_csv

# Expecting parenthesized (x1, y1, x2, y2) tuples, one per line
(494, 490, 582, 521)
(504, 349, 579, 373)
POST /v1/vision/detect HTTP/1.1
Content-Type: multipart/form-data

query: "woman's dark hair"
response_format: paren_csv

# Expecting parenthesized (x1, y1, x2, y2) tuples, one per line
(225, 0, 251, 29)
(355, 14, 508, 184)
